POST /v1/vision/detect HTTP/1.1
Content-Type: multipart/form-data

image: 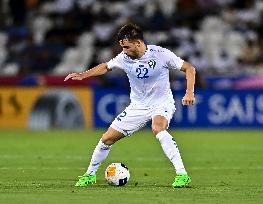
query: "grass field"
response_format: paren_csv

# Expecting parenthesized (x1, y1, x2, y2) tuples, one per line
(0, 129, 262, 204)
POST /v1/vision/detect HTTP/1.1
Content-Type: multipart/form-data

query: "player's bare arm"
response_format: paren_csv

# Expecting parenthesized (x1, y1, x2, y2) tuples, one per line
(180, 61, 196, 105)
(64, 63, 109, 81)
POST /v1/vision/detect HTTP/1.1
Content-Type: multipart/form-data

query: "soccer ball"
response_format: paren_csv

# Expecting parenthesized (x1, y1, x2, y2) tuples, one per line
(105, 163, 130, 186)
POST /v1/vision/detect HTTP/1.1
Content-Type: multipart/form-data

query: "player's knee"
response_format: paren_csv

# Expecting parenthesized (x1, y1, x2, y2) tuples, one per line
(152, 124, 165, 136)
(101, 133, 121, 145)
(101, 133, 115, 145)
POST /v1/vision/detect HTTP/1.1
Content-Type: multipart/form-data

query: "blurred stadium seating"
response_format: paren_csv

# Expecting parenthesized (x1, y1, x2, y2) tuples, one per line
(0, 0, 263, 89)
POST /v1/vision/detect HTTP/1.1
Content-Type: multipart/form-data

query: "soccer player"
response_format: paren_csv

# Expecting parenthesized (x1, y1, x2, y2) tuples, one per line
(64, 23, 196, 188)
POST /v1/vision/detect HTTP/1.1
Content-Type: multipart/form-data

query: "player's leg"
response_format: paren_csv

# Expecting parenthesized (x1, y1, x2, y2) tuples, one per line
(86, 127, 125, 175)
(75, 104, 149, 186)
(152, 115, 187, 175)
(151, 105, 191, 188)
(75, 128, 124, 186)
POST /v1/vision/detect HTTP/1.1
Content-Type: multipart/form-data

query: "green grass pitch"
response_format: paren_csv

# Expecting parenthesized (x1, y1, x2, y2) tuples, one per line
(0, 129, 262, 204)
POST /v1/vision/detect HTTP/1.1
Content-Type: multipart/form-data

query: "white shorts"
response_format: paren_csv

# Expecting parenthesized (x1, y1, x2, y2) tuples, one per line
(110, 102, 176, 136)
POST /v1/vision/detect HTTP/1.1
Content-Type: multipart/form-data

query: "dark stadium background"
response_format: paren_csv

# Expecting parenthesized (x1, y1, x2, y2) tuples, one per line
(0, 1, 262, 204)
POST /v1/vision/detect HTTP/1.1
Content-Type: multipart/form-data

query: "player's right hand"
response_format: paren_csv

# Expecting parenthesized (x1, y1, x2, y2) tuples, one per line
(64, 72, 84, 81)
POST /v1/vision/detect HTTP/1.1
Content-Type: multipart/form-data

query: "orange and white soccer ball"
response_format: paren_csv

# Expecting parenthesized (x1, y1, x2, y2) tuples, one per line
(105, 163, 130, 186)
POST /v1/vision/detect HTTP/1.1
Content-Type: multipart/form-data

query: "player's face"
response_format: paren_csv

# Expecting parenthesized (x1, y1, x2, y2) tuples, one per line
(119, 39, 140, 59)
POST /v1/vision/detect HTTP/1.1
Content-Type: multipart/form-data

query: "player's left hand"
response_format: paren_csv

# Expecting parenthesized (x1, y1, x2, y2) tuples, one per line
(182, 92, 195, 105)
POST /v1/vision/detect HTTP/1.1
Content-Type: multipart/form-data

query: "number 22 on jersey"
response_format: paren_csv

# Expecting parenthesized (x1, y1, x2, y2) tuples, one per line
(136, 65, 149, 79)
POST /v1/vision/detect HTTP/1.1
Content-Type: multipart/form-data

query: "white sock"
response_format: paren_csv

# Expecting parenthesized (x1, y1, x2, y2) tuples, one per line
(156, 130, 187, 174)
(86, 139, 112, 175)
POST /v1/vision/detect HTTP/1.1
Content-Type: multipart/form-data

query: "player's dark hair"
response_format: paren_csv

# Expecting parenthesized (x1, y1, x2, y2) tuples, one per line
(117, 23, 144, 42)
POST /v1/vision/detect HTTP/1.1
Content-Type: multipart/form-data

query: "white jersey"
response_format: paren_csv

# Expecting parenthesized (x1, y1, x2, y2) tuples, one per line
(107, 45, 184, 107)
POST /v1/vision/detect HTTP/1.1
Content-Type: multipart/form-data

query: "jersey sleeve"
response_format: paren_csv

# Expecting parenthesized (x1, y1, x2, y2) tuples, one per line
(162, 48, 184, 70)
(106, 53, 123, 70)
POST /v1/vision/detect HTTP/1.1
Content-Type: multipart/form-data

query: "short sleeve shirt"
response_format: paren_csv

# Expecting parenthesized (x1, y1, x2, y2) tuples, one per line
(107, 45, 184, 107)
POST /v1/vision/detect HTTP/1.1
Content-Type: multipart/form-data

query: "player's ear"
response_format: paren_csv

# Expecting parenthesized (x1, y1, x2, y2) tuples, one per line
(136, 40, 142, 47)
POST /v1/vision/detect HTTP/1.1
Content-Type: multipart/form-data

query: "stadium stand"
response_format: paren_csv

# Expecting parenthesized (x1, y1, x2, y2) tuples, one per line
(0, 0, 263, 88)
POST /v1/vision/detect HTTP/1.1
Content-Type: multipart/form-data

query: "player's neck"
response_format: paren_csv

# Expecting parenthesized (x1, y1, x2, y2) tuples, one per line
(137, 43, 147, 59)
